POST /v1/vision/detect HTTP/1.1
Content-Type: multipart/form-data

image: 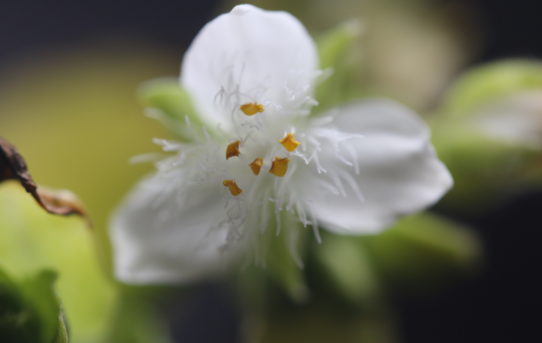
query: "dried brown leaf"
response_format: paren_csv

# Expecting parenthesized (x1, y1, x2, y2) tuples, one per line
(0, 137, 91, 226)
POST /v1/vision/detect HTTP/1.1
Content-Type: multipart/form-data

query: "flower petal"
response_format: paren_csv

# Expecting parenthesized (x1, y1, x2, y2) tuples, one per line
(181, 4, 318, 131)
(299, 100, 452, 234)
(110, 172, 241, 284)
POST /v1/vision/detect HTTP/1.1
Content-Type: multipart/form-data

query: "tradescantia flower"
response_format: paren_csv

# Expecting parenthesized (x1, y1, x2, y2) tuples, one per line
(111, 4, 453, 284)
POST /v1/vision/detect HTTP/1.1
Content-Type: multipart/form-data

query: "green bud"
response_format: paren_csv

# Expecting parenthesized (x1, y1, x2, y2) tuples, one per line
(442, 59, 542, 118)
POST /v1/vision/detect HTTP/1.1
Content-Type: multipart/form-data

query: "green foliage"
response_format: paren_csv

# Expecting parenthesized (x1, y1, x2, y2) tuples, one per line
(0, 269, 69, 343)
(0, 184, 115, 343)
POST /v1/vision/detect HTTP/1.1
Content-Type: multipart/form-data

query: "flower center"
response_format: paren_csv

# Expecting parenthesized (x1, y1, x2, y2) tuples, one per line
(221, 103, 301, 196)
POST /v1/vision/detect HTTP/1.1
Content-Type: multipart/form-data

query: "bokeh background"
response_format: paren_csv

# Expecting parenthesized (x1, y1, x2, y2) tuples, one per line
(1, 0, 541, 342)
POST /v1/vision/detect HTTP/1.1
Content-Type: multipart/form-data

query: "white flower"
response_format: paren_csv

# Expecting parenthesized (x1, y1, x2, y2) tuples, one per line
(111, 4, 452, 284)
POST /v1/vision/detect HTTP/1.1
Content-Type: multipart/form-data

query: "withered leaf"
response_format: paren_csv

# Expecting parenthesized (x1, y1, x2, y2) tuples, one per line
(0, 137, 91, 226)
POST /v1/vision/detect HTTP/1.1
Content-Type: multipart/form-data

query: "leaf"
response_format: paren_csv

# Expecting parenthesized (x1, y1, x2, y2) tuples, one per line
(0, 184, 114, 342)
(0, 137, 90, 226)
(0, 268, 70, 343)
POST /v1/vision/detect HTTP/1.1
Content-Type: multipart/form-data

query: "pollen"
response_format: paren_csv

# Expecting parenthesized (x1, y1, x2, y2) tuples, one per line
(226, 140, 241, 159)
(223, 179, 243, 196)
(269, 157, 289, 177)
(240, 102, 264, 116)
(249, 157, 263, 175)
(279, 133, 301, 152)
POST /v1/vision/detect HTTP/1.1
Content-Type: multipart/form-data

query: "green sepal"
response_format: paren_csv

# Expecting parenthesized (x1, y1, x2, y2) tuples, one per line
(138, 79, 210, 141)
(442, 59, 542, 118)
(0, 269, 70, 343)
(315, 20, 366, 113)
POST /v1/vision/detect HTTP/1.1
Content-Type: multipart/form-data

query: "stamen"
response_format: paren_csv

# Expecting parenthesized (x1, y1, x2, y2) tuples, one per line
(269, 157, 289, 177)
(226, 140, 241, 159)
(223, 179, 243, 196)
(240, 103, 264, 116)
(249, 157, 263, 175)
(279, 133, 301, 152)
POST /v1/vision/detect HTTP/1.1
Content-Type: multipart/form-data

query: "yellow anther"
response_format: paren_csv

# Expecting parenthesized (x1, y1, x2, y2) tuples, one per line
(249, 157, 263, 175)
(240, 102, 264, 116)
(269, 157, 289, 177)
(226, 140, 241, 159)
(223, 179, 243, 196)
(279, 133, 301, 152)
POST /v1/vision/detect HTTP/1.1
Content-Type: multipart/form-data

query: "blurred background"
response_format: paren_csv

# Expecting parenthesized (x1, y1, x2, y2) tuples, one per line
(1, 0, 541, 342)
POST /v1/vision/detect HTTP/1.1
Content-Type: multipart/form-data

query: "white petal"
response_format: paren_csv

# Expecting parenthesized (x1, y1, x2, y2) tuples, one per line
(181, 4, 318, 131)
(110, 172, 241, 284)
(299, 100, 452, 234)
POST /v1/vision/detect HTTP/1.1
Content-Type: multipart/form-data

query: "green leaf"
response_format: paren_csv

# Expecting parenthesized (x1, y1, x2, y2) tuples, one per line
(315, 20, 366, 112)
(138, 79, 212, 141)
(0, 269, 69, 343)
(442, 59, 542, 118)
(361, 213, 482, 290)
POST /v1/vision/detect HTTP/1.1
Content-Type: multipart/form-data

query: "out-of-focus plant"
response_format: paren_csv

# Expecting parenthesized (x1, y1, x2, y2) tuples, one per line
(0, 184, 114, 343)
(432, 59, 542, 215)
(0, 43, 179, 342)
(0, 136, 111, 342)
(0, 269, 68, 343)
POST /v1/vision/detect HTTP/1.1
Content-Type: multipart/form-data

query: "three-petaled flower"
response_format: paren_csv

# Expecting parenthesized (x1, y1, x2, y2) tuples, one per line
(111, 4, 452, 284)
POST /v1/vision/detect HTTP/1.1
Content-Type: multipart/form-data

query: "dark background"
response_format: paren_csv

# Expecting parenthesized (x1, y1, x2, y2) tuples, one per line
(2, 0, 542, 66)
(1, 1, 540, 342)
